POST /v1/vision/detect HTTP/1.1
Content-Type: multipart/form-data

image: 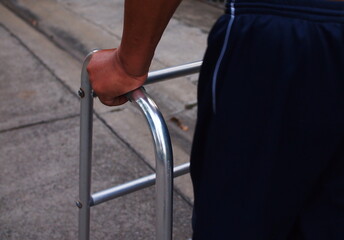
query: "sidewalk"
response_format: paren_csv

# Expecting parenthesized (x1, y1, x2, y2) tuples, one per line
(0, 1, 222, 239)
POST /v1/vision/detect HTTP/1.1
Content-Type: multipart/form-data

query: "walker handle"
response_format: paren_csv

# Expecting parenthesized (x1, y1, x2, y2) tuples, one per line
(127, 88, 173, 240)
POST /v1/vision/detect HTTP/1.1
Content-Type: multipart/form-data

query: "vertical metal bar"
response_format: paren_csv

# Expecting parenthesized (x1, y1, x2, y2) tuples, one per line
(78, 50, 98, 240)
(128, 88, 173, 240)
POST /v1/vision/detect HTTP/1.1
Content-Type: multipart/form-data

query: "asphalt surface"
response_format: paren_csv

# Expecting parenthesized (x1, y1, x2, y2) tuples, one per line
(0, 1, 223, 239)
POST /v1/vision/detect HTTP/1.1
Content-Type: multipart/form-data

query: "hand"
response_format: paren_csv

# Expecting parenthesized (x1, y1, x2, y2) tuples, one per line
(87, 48, 147, 106)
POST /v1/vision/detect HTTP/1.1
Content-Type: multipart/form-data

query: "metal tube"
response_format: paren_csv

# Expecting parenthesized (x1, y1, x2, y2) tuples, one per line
(78, 50, 98, 240)
(91, 163, 190, 207)
(127, 88, 173, 240)
(146, 61, 202, 84)
(79, 51, 198, 240)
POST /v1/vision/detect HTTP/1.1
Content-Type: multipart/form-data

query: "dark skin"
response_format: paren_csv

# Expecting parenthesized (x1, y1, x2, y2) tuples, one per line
(87, 0, 182, 106)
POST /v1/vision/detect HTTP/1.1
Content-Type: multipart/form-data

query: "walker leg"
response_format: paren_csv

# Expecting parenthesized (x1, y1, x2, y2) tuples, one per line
(78, 51, 96, 240)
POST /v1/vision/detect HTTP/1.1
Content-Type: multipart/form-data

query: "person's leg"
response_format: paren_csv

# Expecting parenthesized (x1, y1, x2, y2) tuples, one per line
(291, 142, 344, 240)
(190, 1, 344, 239)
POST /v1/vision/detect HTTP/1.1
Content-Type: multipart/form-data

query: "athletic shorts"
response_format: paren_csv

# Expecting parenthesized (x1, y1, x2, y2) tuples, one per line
(190, 0, 344, 239)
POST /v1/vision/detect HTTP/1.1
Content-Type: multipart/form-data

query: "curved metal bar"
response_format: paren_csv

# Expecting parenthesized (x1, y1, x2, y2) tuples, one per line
(78, 49, 98, 240)
(127, 88, 173, 240)
(146, 61, 202, 85)
(79, 50, 196, 240)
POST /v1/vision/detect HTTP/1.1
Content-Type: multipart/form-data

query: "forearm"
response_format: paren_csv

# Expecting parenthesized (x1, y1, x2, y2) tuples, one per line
(118, 0, 182, 76)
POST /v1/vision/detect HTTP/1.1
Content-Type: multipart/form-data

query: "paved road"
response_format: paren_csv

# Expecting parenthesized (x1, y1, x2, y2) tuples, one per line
(0, 1, 223, 239)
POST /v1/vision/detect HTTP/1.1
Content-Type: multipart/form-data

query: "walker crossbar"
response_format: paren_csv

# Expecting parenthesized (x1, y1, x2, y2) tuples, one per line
(90, 162, 190, 206)
(146, 61, 202, 84)
(78, 50, 201, 240)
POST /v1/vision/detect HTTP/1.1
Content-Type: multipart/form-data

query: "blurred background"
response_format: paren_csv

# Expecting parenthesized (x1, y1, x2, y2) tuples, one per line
(0, 0, 223, 239)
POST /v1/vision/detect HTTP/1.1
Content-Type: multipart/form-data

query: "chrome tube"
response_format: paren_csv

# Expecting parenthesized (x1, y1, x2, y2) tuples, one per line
(91, 162, 190, 206)
(79, 50, 197, 240)
(146, 61, 202, 84)
(78, 50, 98, 240)
(127, 88, 173, 240)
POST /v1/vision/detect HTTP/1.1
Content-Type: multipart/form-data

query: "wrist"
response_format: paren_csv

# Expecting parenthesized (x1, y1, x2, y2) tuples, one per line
(116, 46, 152, 77)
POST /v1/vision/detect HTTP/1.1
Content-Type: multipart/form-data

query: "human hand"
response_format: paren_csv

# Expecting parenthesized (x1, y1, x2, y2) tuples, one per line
(87, 48, 147, 106)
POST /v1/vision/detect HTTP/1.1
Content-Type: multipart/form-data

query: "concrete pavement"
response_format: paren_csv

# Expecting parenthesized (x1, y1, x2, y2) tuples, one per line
(0, 1, 223, 239)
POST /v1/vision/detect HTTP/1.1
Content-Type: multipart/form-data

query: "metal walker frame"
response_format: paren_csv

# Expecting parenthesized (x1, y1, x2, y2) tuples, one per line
(78, 50, 202, 240)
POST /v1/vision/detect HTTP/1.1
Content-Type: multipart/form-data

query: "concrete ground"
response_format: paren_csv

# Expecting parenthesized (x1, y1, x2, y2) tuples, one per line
(0, 1, 223, 239)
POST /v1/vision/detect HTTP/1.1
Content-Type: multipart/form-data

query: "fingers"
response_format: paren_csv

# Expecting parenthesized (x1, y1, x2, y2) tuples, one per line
(86, 48, 147, 107)
(98, 95, 128, 106)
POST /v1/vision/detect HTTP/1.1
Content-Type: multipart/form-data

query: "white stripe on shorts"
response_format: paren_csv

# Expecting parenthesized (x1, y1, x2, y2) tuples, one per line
(212, 1, 235, 113)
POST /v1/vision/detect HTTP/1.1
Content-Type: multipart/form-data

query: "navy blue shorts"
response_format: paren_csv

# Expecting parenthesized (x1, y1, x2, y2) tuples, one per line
(190, 0, 344, 239)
